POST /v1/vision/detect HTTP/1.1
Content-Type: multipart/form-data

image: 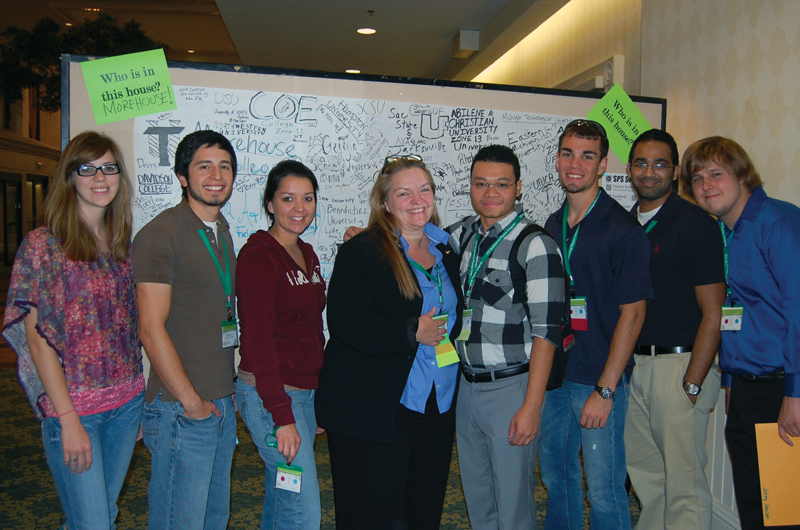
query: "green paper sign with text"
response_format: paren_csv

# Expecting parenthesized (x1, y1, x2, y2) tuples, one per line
(586, 84, 651, 164)
(81, 49, 177, 125)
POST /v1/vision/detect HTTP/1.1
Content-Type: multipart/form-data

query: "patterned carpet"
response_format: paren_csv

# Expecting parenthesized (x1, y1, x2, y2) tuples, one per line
(0, 366, 639, 529)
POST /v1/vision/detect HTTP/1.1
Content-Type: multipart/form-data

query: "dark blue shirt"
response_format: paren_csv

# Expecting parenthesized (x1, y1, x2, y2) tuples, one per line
(632, 191, 724, 347)
(719, 187, 800, 397)
(545, 188, 653, 387)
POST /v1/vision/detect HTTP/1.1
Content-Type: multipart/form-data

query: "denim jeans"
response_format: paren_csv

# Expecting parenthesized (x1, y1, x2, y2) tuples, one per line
(539, 377, 631, 530)
(42, 390, 144, 530)
(142, 391, 236, 530)
(235, 379, 321, 530)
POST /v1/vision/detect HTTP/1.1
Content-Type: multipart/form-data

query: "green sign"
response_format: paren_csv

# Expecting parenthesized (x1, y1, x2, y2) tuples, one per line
(81, 49, 177, 125)
(586, 83, 651, 164)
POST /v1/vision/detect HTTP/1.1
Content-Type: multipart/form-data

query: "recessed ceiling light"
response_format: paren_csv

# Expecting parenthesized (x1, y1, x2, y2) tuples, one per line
(188, 50, 195, 54)
(357, 28, 376, 35)
(65, 23, 73, 26)
(346, 69, 361, 74)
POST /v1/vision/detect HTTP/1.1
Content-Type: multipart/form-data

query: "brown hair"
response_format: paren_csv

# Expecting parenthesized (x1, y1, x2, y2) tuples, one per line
(43, 131, 133, 262)
(680, 136, 763, 199)
(365, 157, 440, 300)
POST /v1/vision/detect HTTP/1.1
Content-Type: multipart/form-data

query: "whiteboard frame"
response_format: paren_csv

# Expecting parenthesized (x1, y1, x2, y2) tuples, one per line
(62, 54, 666, 178)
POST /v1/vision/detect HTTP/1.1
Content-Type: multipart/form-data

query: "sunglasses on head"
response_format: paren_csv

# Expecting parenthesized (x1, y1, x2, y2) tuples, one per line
(564, 119, 607, 139)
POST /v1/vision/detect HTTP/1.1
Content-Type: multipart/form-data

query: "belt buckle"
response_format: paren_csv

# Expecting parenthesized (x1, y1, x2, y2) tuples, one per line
(649, 345, 657, 356)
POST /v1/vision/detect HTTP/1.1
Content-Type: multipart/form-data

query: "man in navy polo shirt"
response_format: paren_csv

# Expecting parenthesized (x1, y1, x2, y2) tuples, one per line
(682, 136, 800, 530)
(624, 129, 726, 530)
(539, 120, 652, 530)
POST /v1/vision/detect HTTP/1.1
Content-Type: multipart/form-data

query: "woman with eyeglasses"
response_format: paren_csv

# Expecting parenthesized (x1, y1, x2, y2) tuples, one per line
(2, 131, 143, 529)
(316, 156, 464, 530)
(234, 160, 326, 530)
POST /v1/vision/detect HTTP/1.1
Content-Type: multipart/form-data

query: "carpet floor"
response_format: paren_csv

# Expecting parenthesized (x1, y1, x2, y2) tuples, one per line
(0, 366, 640, 529)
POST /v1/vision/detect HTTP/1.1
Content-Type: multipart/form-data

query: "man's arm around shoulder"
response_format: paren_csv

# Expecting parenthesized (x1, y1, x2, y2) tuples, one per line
(137, 282, 220, 419)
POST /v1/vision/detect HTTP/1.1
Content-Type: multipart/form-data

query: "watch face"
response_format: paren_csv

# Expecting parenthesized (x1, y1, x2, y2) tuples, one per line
(595, 385, 614, 399)
(686, 383, 701, 396)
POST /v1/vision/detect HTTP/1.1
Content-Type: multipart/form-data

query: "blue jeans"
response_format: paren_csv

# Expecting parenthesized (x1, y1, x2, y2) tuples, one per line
(143, 391, 236, 530)
(235, 379, 321, 530)
(42, 390, 144, 530)
(539, 378, 631, 530)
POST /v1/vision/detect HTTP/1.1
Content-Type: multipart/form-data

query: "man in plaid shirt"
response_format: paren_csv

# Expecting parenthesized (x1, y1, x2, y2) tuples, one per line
(449, 144, 566, 530)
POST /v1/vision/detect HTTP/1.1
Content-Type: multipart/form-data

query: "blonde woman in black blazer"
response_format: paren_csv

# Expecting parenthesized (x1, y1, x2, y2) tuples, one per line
(316, 156, 463, 530)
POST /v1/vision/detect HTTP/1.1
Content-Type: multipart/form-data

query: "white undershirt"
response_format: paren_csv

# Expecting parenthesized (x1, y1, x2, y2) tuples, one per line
(637, 205, 661, 226)
(202, 220, 217, 240)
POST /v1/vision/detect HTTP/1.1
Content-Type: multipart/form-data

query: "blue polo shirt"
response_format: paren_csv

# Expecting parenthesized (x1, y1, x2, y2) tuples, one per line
(399, 223, 460, 413)
(719, 186, 800, 397)
(545, 188, 653, 387)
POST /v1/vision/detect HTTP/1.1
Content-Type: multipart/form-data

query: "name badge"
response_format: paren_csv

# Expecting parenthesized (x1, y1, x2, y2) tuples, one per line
(222, 319, 239, 348)
(455, 308, 473, 342)
(720, 306, 744, 331)
(275, 462, 303, 493)
(570, 297, 588, 331)
(432, 314, 460, 367)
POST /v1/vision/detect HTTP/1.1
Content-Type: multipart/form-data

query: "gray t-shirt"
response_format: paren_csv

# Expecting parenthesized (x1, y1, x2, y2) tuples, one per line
(133, 198, 237, 403)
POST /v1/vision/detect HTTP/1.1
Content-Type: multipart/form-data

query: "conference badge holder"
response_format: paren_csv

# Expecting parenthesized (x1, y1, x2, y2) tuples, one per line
(720, 306, 743, 331)
(221, 319, 238, 348)
(570, 297, 588, 331)
(455, 308, 473, 341)
(265, 428, 303, 493)
(432, 314, 459, 368)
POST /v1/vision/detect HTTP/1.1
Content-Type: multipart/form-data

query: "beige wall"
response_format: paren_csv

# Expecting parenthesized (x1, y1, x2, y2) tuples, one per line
(473, 0, 643, 95)
(641, 0, 800, 205)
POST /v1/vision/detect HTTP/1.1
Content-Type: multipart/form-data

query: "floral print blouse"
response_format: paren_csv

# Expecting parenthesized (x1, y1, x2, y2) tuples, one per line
(2, 227, 143, 420)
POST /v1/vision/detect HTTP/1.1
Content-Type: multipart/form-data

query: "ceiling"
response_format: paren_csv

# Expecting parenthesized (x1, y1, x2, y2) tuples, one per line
(2, 0, 568, 81)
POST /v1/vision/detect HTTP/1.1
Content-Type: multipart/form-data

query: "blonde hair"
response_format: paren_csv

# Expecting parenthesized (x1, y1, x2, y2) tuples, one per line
(365, 157, 440, 300)
(43, 131, 133, 262)
(680, 136, 763, 199)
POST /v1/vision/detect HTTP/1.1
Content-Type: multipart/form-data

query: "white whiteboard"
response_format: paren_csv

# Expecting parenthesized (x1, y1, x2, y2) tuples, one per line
(66, 57, 665, 281)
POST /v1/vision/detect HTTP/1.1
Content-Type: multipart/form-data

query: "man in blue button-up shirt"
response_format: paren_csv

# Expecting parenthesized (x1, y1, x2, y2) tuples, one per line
(682, 135, 800, 530)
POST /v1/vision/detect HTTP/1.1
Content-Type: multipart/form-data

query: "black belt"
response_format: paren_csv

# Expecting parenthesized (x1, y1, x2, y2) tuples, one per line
(737, 369, 785, 382)
(634, 345, 693, 356)
(461, 363, 529, 383)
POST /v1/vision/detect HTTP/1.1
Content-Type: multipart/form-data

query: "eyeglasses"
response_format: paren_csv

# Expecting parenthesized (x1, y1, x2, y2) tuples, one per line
(630, 161, 674, 173)
(471, 181, 514, 190)
(74, 163, 121, 177)
(564, 119, 607, 139)
(381, 154, 423, 173)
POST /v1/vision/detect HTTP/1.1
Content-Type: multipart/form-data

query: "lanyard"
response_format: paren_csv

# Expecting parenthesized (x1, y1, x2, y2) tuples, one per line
(644, 220, 657, 233)
(198, 229, 233, 321)
(410, 261, 444, 313)
(718, 221, 734, 300)
(465, 212, 525, 303)
(562, 191, 601, 290)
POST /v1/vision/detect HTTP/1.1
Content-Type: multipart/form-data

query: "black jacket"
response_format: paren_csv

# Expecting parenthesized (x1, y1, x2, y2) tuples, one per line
(315, 229, 464, 444)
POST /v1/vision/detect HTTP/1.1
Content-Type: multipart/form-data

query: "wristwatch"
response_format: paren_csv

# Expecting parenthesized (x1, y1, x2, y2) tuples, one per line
(594, 385, 615, 399)
(683, 380, 702, 396)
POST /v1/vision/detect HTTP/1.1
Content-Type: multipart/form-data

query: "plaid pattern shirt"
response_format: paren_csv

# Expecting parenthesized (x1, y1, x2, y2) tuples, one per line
(448, 204, 566, 369)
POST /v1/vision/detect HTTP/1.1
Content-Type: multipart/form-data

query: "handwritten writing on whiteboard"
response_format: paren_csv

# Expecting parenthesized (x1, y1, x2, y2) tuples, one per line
(133, 86, 631, 282)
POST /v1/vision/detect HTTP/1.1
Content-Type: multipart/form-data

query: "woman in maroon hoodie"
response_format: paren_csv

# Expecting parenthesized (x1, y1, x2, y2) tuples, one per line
(234, 160, 326, 530)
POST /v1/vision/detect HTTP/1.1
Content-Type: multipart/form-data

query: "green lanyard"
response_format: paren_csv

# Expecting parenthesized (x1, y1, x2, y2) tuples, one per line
(562, 191, 601, 290)
(410, 261, 444, 313)
(644, 220, 657, 233)
(718, 221, 734, 300)
(465, 212, 525, 303)
(198, 228, 233, 321)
